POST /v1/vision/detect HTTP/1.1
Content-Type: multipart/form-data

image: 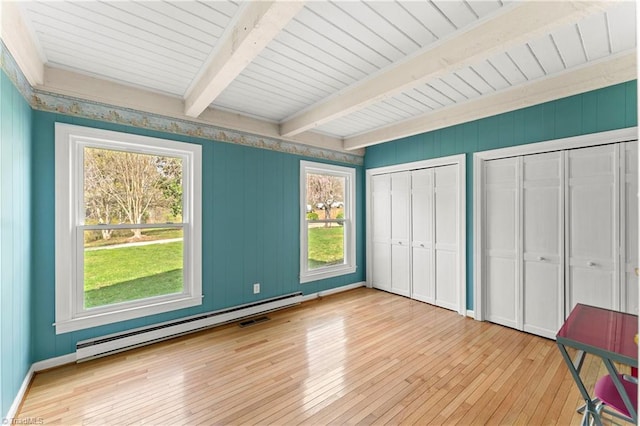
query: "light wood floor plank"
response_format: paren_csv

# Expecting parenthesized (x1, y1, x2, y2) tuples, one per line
(17, 288, 634, 425)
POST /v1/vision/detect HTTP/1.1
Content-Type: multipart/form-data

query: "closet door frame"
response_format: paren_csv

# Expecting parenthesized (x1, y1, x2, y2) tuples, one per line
(366, 154, 467, 316)
(473, 127, 637, 321)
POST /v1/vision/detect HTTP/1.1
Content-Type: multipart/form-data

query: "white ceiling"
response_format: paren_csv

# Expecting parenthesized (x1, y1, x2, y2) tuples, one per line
(16, 1, 638, 151)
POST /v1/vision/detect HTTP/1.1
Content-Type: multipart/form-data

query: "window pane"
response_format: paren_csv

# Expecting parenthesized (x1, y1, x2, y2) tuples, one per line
(83, 147, 183, 226)
(83, 227, 184, 309)
(306, 173, 345, 221)
(307, 222, 345, 270)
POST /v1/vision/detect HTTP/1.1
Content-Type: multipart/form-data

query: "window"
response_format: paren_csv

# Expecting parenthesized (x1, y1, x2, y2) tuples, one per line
(300, 161, 356, 283)
(55, 124, 202, 333)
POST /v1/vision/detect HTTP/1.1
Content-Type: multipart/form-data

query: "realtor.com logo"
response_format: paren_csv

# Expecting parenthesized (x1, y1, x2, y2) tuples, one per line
(2, 418, 44, 425)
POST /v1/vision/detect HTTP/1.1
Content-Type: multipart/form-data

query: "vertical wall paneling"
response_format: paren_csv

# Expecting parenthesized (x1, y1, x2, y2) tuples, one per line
(0, 72, 32, 419)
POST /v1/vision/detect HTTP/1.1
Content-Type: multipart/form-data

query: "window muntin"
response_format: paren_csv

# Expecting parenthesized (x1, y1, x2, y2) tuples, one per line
(300, 161, 356, 283)
(55, 124, 202, 333)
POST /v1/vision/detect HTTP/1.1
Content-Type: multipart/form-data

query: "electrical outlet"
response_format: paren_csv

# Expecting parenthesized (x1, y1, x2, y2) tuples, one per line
(253, 283, 260, 294)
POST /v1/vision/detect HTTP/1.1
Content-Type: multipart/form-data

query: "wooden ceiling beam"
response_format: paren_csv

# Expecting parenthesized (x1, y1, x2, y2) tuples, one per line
(184, 1, 304, 118)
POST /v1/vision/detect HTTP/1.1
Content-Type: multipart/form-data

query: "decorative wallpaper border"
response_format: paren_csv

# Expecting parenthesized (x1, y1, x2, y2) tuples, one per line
(0, 41, 363, 166)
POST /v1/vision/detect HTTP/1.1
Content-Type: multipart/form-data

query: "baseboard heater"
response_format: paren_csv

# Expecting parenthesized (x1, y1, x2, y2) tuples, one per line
(76, 292, 303, 362)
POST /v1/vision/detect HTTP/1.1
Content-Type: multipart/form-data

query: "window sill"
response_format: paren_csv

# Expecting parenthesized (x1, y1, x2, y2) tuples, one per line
(54, 295, 203, 334)
(300, 265, 357, 284)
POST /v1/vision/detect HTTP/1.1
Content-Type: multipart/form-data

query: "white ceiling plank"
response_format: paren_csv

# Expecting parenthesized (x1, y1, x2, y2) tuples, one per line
(345, 52, 636, 150)
(333, 1, 419, 56)
(70, 1, 212, 55)
(184, 1, 305, 118)
(280, 1, 606, 137)
(552, 24, 587, 68)
(607, 2, 636, 53)
(168, 1, 237, 29)
(489, 52, 527, 84)
(528, 35, 566, 75)
(471, 61, 510, 91)
(440, 73, 481, 99)
(432, 0, 477, 29)
(507, 44, 546, 80)
(406, 88, 443, 110)
(579, 12, 611, 61)
(467, 1, 503, 19)
(25, 5, 205, 67)
(250, 56, 337, 96)
(265, 39, 358, 86)
(284, 19, 379, 75)
(428, 78, 468, 102)
(293, 6, 390, 70)
(394, 92, 435, 114)
(274, 30, 368, 81)
(400, 1, 457, 39)
(454, 67, 494, 95)
(417, 85, 455, 107)
(366, 2, 436, 49)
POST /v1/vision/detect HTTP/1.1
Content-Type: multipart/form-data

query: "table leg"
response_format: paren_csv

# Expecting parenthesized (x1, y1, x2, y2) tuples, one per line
(556, 343, 603, 426)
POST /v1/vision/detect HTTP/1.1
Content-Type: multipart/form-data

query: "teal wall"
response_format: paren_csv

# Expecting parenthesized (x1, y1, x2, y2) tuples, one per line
(364, 80, 638, 310)
(30, 111, 365, 362)
(0, 72, 32, 417)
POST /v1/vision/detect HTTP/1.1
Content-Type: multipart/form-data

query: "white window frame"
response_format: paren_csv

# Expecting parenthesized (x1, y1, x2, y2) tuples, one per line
(300, 161, 357, 283)
(54, 123, 202, 334)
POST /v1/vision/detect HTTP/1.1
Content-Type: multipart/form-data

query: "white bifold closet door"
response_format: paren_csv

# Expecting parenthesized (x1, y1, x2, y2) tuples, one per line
(433, 165, 459, 310)
(390, 172, 411, 297)
(522, 152, 564, 338)
(484, 157, 520, 329)
(566, 144, 619, 312)
(623, 141, 638, 314)
(371, 174, 391, 292)
(411, 168, 434, 304)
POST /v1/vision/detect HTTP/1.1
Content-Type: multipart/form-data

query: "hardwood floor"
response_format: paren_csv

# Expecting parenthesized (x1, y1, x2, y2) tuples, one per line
(18, 288, 633, 425)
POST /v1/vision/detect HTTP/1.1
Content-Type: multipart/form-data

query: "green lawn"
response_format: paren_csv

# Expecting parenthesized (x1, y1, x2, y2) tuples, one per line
(84, 241, 183, 308)
(308, 226, 344, 269)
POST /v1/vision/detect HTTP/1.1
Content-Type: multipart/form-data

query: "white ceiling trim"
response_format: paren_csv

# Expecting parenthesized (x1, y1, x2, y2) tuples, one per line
(184, 0, 305, 118)
(1, 1, 44, 86)
(344, 51, 637, 150)
(280, 1, 610, 138)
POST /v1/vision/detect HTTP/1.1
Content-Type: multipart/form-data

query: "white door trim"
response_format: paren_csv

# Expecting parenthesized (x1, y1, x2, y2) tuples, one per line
(473, 126, 637, 321)
(366, 153, 466, 315)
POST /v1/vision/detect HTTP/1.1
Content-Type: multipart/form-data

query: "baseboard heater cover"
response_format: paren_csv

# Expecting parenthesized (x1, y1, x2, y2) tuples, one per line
(76, 292, 303, 361)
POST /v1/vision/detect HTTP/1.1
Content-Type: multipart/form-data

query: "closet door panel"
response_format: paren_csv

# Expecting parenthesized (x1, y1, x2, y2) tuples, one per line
(391, 244, 411, 297)
(567, 144, 618, 311)
(522, 152, 563, 339)
(484, 158, 519, 329)
(434, 165, 459, 310)
(623, 141, 638, 314)
(391, 172, 411, 297)
(411, 169, 434, 303)
(371, 174, 391, 291)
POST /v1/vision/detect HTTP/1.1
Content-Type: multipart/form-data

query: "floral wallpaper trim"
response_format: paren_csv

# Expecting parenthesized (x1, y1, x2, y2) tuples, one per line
(0, 40, 33, 102)
(0, 41, 363, 166)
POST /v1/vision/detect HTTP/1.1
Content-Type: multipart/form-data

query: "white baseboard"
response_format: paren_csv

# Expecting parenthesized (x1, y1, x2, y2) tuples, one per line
(300, 281, 366, 302)
(5, 353, 77, 421)
(466, 310, 475, 318)
(5, 365, 34, 421)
